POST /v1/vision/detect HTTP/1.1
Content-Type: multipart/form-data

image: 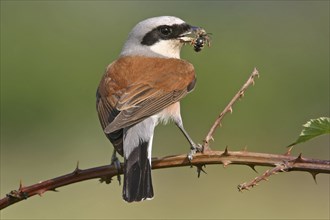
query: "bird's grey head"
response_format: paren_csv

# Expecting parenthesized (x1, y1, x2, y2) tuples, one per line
(120, 16, 200, 59)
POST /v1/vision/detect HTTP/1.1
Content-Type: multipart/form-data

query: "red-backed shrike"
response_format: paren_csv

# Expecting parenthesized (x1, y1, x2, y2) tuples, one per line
(96, 16, 206, 202)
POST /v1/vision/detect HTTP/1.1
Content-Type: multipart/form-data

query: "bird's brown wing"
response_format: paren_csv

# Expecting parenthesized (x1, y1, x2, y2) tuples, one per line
(104, 84, 188, 134)
(96, 85, 124, 155)
(101, 57, 196, 134)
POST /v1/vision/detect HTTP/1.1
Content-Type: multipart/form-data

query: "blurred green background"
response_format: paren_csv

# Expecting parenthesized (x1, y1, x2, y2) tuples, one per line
(1, 1, 329, 219)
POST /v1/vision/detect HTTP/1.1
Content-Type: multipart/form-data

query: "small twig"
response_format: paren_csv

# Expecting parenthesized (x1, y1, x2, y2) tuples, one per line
(1, 149, 329, 210)
(203, 68, 259, 151)
(238, 162, 290, 191)
(237, 153, 326, 191)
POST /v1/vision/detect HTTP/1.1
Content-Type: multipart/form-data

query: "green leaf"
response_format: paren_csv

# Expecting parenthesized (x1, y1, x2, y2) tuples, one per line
(288, 117, 330, 147)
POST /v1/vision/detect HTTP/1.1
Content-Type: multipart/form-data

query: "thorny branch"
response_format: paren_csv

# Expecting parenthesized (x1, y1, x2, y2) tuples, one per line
(1, 68, 329, 210)
(1, 150, 329, 210)
(202, 67, 259, 152)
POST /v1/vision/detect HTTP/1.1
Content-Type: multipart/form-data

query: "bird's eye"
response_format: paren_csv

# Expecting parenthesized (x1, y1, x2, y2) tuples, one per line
(159, 26, 172, 36)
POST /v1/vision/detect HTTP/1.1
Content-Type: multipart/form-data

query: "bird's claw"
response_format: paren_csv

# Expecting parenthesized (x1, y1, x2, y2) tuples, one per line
(187, 143, 203, 162)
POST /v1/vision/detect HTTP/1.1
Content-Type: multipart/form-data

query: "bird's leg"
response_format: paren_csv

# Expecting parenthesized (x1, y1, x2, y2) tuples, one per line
(111, 150, 122, 185)
(175, 120, 202, 161)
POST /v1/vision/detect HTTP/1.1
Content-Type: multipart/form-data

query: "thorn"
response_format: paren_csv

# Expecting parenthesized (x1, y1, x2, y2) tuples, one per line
(221, 146, 230, 156)
(239, 91, 245, 98)
(243, 146, 248, 152)
(279, 167, 287, 172)
(196, 164, 207, 178)
(49, 188, 59, 192)
(73, 161, 81, 174)
(248, 164, 258, 173)
(292, 153, 305, 164)
(253, 67, 260, 77)
(310, 172, 318, 184)
(19, 180, 23, 191)
(296, 153, 303, 161)
(284, 146, 293, 156)
(36, 189, 46, 197)
(222, 160, 232, 168)
(228, 107, 233, 114)
(251, 79, 255, 86)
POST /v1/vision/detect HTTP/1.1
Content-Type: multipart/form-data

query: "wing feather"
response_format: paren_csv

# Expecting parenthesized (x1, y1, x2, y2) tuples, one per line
(104, 88, 186, 133)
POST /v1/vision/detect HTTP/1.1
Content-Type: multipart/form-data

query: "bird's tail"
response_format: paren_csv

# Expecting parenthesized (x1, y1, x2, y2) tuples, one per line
(122, 140, 154, 202)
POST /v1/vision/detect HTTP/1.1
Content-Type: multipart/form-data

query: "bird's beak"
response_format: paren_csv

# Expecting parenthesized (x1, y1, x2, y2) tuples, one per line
(178, 25, 206, 43)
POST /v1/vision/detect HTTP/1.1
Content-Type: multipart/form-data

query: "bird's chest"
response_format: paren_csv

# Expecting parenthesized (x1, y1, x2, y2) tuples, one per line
(154, 102, 181, 125)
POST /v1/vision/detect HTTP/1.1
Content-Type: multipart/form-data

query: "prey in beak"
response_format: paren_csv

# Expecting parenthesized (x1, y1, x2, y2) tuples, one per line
(179, 26, 212, 52)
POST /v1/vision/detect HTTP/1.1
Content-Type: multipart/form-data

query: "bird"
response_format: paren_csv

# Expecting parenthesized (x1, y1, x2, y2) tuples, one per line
(96, 16, 207, 202)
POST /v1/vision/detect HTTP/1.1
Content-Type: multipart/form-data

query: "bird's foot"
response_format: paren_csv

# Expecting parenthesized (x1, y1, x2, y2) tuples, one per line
(187, 143, 203, 162)
(111, 154, 122, 185)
